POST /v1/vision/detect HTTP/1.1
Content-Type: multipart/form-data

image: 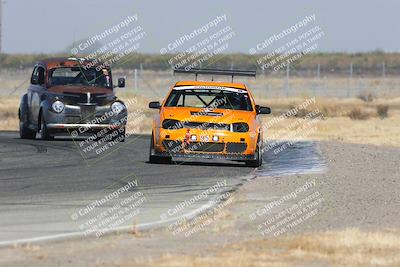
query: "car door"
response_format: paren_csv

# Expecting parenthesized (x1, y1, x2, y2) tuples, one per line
(27, 66, 38, 127)
(28, 65, 46, 127)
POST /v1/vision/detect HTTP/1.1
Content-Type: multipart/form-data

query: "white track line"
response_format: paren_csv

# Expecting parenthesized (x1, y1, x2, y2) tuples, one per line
(0, 185, 241, 247)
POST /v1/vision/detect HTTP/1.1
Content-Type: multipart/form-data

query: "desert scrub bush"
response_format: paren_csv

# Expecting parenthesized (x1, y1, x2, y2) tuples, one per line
(348, 107, 370, 120)
(357, 92, 374, 102)
(0, 111, 17, 120)
(376, 104, 389, 119)
(317, 103, 343, 118)
(285, 99, 340, 118)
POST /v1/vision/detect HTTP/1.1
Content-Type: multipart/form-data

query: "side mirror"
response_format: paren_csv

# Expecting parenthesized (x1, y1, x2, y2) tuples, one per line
(256, 105, 271, 115)
(149, 101, 161, 109)
(117, 78, 125, 88)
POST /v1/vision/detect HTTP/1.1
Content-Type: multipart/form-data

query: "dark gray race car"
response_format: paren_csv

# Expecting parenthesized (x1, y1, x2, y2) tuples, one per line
(18, 57, 127, 140)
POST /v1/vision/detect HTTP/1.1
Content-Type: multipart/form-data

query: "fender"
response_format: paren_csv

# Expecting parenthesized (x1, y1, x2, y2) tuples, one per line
(38, 99, 52, 127)
(154, 116, 161, 144)
(39, 99, 52, 112)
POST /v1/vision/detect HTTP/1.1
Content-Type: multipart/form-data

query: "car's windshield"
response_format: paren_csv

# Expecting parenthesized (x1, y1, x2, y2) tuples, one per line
(48, 67, 112, 88)
(165, 87, 253, 111)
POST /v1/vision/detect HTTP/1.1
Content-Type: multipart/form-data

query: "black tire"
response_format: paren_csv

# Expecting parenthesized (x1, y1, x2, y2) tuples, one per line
(149, 132, 171, 164)
(19, 109, 36, 139)
(117, 127, 126, 142)
(245, 141, 263, 167)
(39, 114, 53, 140)
(19, 119, 36, 139)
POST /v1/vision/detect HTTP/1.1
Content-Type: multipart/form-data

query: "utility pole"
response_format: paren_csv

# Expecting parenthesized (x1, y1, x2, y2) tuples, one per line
(0, 0, 4, 72)
(0, 0, 3, 54)
(134, 68, 138, 91)
(284, 63, 290, 97)
(314, 63, 320, 96)
(347, 62, 353, 98)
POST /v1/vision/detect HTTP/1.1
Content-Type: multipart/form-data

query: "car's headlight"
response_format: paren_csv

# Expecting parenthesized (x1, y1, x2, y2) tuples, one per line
(162, 119, 183, 130)
(232, 122, 249, 132)
(52, 100, 65, 113)
(111, 101, 126, 114)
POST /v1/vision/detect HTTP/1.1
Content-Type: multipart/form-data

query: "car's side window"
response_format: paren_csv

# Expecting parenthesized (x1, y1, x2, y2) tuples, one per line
(30, 66, 38, 84)
(37, 67, 45, 85)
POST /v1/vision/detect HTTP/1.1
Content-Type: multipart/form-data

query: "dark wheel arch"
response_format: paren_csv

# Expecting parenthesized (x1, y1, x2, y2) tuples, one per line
(245, 133, 263, 167)
(149, 131, 171, 164)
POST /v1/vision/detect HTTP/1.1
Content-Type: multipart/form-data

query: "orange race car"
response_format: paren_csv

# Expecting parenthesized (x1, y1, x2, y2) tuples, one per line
(148, 68, 271, 167)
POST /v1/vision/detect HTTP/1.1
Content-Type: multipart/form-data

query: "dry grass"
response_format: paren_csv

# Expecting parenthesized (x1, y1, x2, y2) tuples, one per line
(258, 97, 400, 118)
(1, 95, 400, 147)
(258, 97, 400, 147)
(262, 115, 400, 147)
(117, 92, 155, 135)
(0, 96, 19, 130)
(127, 229, 400, 267)
(348, 107, 371, 120)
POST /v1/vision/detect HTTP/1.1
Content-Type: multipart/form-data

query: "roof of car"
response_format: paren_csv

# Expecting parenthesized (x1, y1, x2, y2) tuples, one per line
(174, 80, 247, 90)
(37, 57, 106, 69)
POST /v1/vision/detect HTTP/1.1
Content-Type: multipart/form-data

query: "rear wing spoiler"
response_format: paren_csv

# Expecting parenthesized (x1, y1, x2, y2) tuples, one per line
(173, 68, 256, 81)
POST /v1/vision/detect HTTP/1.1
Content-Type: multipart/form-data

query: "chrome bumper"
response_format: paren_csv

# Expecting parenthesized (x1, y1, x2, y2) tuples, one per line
(46, 123, 122, 129)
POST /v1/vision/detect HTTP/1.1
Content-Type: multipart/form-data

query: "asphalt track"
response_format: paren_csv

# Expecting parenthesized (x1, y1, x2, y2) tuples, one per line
(0, 131, 325, 245)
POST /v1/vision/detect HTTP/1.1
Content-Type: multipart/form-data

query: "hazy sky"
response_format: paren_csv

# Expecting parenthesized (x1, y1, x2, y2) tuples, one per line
(2, 0, 399, 54)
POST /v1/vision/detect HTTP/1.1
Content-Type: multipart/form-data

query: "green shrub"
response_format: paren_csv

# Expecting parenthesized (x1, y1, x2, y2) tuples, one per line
(377, 104, 389, 119)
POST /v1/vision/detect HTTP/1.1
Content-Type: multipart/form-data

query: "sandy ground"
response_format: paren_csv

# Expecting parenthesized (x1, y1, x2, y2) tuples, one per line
(1, 141, 399, 267)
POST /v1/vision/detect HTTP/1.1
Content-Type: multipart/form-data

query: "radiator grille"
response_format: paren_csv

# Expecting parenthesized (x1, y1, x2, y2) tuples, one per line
(162, 140, 183, 153)
(80, 105, 96, 123)
(226, 142, 247, 153)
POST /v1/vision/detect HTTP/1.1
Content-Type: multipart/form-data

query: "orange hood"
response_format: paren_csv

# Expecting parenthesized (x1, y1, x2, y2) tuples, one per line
(161, 107, 254, 125)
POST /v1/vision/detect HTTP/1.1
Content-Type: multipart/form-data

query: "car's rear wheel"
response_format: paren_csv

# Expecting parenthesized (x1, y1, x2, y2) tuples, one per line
(39, 114, 54, 140)
(19, 110, 36, 139)
(149, 132, 171, 164)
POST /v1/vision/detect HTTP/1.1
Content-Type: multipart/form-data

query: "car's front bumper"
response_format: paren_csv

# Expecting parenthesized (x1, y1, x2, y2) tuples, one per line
(44, 103, 127, 135)
(45, 103, 127, 124)
(153, 128, 259, 160)
(47, 123, 122, 130)
(46, 123, 125, 136)
(153, 151, 256, 161)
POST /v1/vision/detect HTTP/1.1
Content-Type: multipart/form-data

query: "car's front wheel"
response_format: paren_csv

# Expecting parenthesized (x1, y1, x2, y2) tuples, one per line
(149, 132, 171, 164)
(39, 114, 54, 140)
(245, 141, 263, 167)
(117, 127, 126, 142)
